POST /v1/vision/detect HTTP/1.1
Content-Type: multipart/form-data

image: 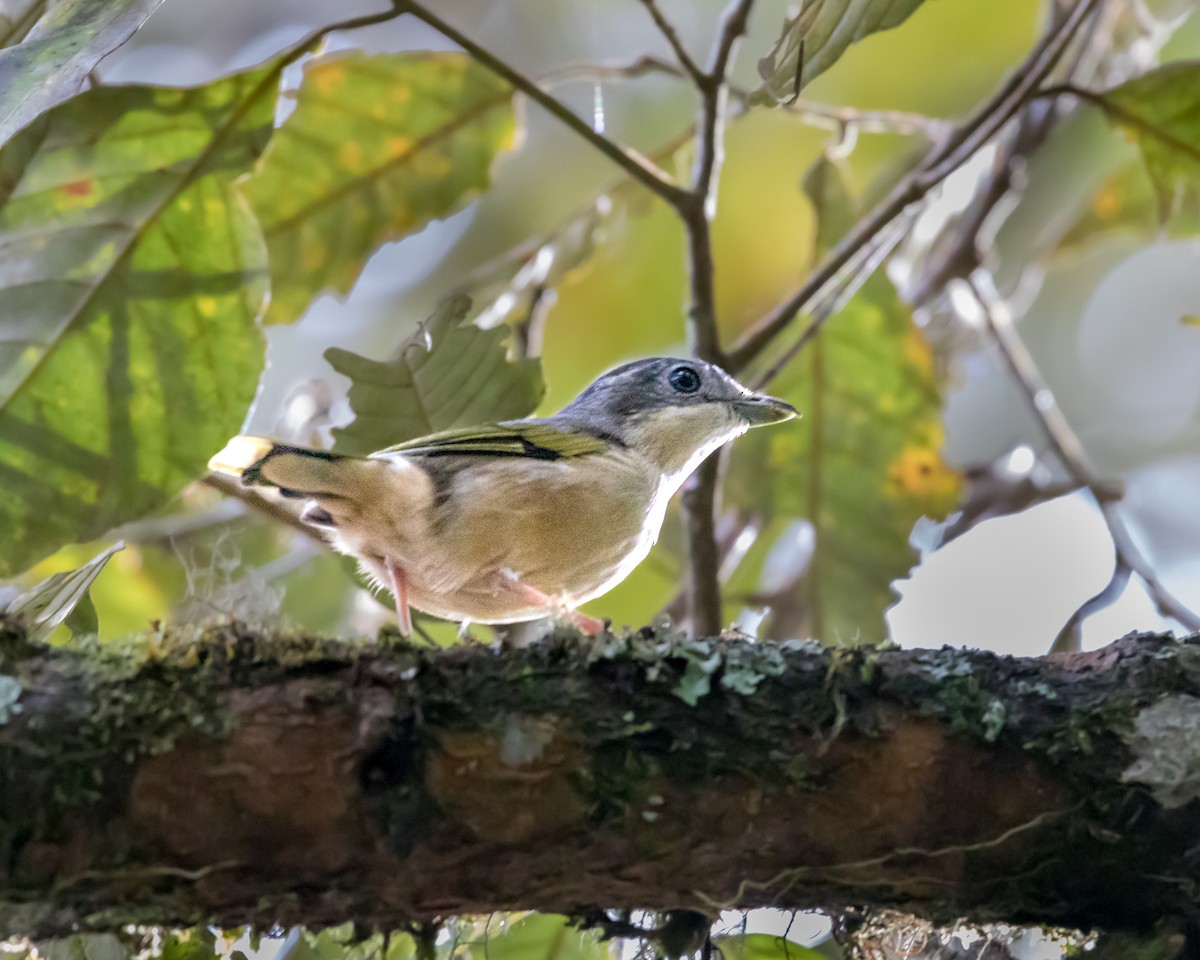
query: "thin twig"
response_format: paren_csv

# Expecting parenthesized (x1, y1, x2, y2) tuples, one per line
(540, 55, 686, 87)
(397, 1, 689, 208)
(636, 0, 706, 85)
(779, 99, 951, 140)
(543, 59, 948, 140)
(965, 271, 1200, 634)
(725, 0, 1104, 373)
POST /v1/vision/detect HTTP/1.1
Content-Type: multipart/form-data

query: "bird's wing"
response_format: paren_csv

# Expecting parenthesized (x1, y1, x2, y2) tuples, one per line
(370, 421, 609, 462)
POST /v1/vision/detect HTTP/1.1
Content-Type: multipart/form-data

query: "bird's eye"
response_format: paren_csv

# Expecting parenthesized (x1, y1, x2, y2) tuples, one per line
(668, 365, 701, 394)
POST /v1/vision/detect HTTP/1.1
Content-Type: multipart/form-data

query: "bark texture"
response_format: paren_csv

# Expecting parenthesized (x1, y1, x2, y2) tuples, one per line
(1, 615, 1199, 938)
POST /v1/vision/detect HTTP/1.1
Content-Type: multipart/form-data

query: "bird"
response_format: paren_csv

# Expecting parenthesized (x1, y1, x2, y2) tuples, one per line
(208, 357, 797, 636)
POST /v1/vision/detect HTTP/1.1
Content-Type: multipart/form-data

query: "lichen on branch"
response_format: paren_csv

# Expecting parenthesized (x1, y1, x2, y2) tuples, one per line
(0, 616, 1197, 937)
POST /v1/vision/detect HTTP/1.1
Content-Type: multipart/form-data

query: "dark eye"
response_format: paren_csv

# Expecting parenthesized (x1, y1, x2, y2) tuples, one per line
(668, 365, 701, 394)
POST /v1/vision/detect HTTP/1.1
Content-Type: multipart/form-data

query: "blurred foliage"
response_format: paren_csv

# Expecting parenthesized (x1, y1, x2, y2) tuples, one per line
(241, 51, 516, 326)
(755, 0, 926, 104)
(0, 0, 163, 143)
(728, 157, 959, 643)
(715, 932, 823, 960)
(0, 0, 1193, 653)
(1091, 61, 1200, 222)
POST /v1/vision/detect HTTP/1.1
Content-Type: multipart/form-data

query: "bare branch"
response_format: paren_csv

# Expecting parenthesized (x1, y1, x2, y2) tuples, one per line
(540, 55, 685, 87)
(636, 0, 706, 85)
(965, 271, 1200, 634)
(778, 99, 951, 140)
(396, 2, 690, 208)
(676, 0, 755, 636)
(726, 0, 1104, 374)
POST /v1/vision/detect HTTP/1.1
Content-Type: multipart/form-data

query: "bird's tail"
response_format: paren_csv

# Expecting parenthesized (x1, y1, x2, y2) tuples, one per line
(208, 436, 359, 499)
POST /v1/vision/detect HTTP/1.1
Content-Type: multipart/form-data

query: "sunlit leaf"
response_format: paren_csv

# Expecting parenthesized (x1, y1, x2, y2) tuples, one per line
(475, 914, 608, 960)
(0, 66, 281, 575)
(3, 541, 121, 642)
(1091, 62, 1200, 221)
(716, 933, 825, 960)
(728, 158, 961, 645)
(241, 50, 516, 326)
(0, 0, 164, 146)
(326, 295, 543, 454)
(755, 0, 926, 105)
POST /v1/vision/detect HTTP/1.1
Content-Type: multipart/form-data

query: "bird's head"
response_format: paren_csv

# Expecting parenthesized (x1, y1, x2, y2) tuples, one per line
(560, 357, 797, 487)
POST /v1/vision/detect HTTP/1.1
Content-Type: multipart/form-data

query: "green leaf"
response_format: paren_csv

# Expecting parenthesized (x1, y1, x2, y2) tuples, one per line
(477, 915, 607, 960)
(41, 934, 128, 960)
(3, 540, 121, 642)
(0, 0, 164, 146)
(755, 0, 926, 105)
(1090, 62, 1200, 221)
(325, 295, 543, 455)
(241, 50, 516, 326)
(157, 931, 218, 960)
(728, 158, 961, 645)
(716, 933, 824, 960)
(0, 66, 281, 575)
(62, 589, 98, 638)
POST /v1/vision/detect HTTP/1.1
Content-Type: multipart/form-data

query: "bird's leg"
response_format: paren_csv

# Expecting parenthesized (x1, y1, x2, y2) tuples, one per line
(387, 560, 413, 637)
(507, 579, 607, 637)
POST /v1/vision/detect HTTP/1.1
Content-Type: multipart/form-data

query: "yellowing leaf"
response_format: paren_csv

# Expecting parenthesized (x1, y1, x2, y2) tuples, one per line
(728, 158, 961, 644)
(241, 51, 516, 326)
(0, 67, 279, 575)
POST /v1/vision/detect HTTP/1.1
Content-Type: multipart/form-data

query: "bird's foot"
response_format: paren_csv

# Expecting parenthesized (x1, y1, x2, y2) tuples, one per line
(567, 610, 607, 636)
(505, 576, 607, 636)
(387, 560, 413, 637)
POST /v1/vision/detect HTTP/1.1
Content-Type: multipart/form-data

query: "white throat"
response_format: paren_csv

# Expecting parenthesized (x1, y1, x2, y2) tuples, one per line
(628, 406, 749, 499)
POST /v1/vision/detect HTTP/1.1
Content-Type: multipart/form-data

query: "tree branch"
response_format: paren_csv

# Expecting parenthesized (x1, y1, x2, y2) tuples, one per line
(725, 0, 1104, 374)
(397, 2, 689, 208)
(4, 616, 1199, 936)
(636, 0, 706, 86)
(672, 0, 754, 637)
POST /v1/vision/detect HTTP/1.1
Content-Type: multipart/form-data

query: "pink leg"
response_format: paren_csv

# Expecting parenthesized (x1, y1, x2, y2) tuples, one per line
(511, 581, 606, 636)
(387, 560, 413, 637)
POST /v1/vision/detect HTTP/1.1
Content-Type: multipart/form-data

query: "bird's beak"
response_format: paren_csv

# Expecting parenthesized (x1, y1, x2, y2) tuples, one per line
(735, 393, 799, 426)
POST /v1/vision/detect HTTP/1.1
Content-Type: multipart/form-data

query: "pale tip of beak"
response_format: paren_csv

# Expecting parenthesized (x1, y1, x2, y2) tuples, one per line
(737, 395, 799, 426)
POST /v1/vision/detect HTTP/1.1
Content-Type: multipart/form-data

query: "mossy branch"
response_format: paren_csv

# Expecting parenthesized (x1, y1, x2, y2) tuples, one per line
(0, 616, 1198, 937)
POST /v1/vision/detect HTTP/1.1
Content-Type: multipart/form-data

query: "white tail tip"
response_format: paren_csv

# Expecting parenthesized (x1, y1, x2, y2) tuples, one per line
(208, 435, 274, 477)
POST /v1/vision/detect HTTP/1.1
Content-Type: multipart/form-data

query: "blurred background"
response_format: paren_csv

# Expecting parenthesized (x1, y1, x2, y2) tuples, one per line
(9, 0, 1198, 659)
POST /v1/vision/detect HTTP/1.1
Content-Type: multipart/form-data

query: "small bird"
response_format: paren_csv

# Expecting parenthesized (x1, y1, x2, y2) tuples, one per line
(209, 357, 796, 636)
